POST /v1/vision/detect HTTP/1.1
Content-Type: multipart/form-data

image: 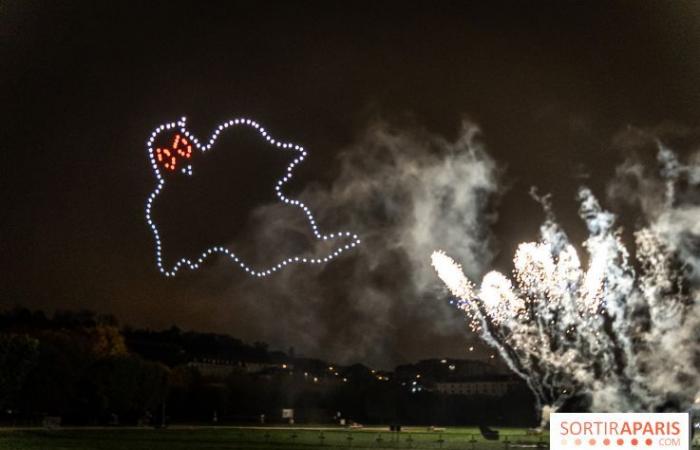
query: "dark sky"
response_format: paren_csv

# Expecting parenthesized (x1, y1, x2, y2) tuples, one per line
(3, 1, 700, 367)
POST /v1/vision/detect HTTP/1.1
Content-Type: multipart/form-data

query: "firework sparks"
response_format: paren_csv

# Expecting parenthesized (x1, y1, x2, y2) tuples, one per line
(432, 146, 700, 415)
(431, 251, 476, 301)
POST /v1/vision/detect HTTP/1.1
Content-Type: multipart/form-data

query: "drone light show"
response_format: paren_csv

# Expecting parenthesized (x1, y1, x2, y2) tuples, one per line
(432, 145, 700, 416)
(145, 117, 361, 278)
(9, 3, 700, 445)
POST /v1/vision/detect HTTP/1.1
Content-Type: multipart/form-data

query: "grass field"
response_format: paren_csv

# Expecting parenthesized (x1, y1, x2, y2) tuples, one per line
(0, 426, 549, 450)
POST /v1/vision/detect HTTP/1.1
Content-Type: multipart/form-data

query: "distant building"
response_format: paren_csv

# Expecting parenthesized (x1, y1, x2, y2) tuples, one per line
(395, 358, 509, 384)
(434, 380, 517, 397)
(188, 360, 241, 377)
(241, 361, 290, 374)
(188, 359, 292, 378)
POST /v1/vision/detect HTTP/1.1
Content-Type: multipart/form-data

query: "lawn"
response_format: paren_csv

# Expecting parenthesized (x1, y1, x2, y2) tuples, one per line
(0, 426, 549, 450)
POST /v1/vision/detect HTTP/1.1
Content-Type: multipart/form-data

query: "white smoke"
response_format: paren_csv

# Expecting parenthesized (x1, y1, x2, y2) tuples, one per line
(608, 127, 700, 285)
(540, 404, 556, 429)
(222, 120, 500, 367)
(433, 136, 700, 413)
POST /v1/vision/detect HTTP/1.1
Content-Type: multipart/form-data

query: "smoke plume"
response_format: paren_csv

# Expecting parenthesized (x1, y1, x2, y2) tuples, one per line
(432, 126, 700, 414)
(222, 120, 499, 367)
(608, 126, 700, 285)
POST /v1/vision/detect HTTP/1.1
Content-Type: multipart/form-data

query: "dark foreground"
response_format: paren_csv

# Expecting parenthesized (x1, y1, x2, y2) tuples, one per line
(0, 426, 549, 450)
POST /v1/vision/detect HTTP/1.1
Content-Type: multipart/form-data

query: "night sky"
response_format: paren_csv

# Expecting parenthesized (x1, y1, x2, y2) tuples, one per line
(3, 1, 700, 368)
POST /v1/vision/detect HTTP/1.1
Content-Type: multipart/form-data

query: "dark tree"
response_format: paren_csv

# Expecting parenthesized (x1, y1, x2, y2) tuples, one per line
(0, 333, 39, 410)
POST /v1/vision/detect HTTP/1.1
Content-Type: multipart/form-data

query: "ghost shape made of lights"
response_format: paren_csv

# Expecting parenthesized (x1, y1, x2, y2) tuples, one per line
(144, 117, 361, 278)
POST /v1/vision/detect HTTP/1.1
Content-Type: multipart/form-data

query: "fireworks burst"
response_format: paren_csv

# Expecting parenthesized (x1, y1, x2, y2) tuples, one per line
(432, 147, 700, 415)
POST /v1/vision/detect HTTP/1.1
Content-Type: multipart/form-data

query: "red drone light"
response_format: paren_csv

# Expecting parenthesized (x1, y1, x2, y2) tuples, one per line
(155, 134, 193, 171)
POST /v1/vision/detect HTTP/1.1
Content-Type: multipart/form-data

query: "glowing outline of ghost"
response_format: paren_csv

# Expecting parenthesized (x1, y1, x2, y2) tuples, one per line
(145, 117, 361, 278)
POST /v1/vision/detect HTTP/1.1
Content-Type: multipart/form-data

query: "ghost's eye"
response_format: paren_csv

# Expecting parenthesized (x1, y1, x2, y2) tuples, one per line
(155, 133, 193, 172)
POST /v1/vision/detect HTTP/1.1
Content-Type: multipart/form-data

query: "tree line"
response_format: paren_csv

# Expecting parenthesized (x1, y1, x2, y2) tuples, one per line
(0, 308, 536, 427)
